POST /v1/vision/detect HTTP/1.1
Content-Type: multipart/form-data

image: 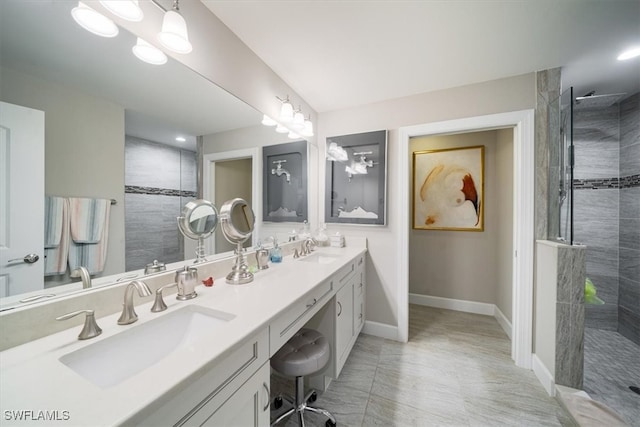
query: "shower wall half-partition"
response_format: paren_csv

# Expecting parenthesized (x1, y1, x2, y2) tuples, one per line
(124, 136, 197, 271)
(574, 92, 639, 345)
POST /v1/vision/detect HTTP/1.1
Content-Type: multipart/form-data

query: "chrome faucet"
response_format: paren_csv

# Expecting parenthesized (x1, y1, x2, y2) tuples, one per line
(117, 280, 152, 325)
(304, 237, 318, 254)
(271, 160, 291, 183)
(70, 266, 92, 289)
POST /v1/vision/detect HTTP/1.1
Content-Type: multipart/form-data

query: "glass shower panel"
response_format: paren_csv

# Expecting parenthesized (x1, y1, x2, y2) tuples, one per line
(548, 87, 575, 243)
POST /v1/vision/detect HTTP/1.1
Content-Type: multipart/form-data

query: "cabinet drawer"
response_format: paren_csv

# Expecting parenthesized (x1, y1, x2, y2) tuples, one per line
(134, 328, 269, 426)
(269, 278, 334, 356)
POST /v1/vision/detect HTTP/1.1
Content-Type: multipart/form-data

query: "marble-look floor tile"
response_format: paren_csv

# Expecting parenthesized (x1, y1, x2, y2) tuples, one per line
(363, 394, 470, 427)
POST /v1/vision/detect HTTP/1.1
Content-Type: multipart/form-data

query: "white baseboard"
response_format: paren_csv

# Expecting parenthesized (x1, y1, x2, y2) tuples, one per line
(363, 320, 398, 341)
(409, 293, 494, 316)
(532, 354, 556, 396)
(494, 306, 512, 340)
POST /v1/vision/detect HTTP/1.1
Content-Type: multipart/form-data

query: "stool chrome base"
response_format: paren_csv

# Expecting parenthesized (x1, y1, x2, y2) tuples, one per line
(271, 376, 336, 427)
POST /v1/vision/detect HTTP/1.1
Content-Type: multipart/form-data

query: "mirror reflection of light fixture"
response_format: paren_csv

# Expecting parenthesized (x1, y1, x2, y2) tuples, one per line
(99, 0, 143, 22)
(132, 37, 167, 65)
(261, 115, 277, 126)
(158, 0, 193, 54)
(301, 116, 314, 137)
(277, 95, 294, 123)
(71, 1, 119, 38)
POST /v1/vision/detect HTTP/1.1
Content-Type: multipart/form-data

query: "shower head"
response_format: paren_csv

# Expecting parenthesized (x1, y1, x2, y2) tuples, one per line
(574, 92, 627, 110)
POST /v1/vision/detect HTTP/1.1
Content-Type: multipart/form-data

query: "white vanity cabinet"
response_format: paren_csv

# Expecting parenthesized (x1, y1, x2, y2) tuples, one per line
(132, 328, 270, 427)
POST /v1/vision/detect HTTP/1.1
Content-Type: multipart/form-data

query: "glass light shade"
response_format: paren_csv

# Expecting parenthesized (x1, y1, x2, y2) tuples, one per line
(275, 124, 289, 133)
(617, 46, 640, 60)
(132, 38, 167, 65)
(288, 131, 301, 139)
(99, 0, 143, 22)
(279, 101, 294, 123)
(71, 1, 119, 38)
(301, 119, 314, 137)
(261, 115, 277, 126)
(158, 10, 193, 54)
(291, 111, 305, 130)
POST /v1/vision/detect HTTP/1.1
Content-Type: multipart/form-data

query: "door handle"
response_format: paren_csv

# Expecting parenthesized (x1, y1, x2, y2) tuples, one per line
(7, 253, 39, 264)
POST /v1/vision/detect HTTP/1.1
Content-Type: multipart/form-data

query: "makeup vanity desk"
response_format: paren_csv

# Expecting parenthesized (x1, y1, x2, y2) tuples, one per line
(0, 244, 366, 426)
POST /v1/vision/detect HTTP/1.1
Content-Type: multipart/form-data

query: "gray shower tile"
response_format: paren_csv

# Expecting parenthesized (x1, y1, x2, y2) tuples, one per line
(620, 93, 640, 149)
(586, 273, 618, 304)
(573, 108, 620, 180)
(620, 142, 640, 178)
(620, 218, 640, 250)
(620, 187, 640, 219)
(619, 276, 640, 315)
(586, 246, 619, 277)
(180, 150, 197, 193)
(619, 247, 640, 282)
(573, 219, 618, 251)
(618, 306, 640, 346)
(585, 303, 618, 330)
(125, 136, 181, 189)
(573, 188, 619, 220)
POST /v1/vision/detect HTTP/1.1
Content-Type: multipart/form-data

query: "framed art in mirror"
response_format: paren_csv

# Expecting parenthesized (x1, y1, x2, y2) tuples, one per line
(325, 130, 387, 225)
(412, 145, 484, 231)
(262, 141, 308, 223)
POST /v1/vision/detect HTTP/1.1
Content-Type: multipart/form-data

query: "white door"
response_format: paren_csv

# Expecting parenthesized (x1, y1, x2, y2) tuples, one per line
(0, 101, 45, 297)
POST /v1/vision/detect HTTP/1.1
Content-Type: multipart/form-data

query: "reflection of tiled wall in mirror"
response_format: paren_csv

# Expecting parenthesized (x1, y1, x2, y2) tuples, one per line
(124, 136, 197, 270)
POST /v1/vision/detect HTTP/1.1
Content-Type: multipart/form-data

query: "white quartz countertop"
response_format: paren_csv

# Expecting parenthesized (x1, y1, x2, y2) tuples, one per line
(0, 245, 366, 426)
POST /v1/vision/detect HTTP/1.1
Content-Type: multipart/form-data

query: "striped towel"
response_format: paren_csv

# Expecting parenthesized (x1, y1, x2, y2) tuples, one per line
(69, 198, 109, 243)
(68, 198, 111, 274)
(44, 198, 70, 276)
(44, 196, 65, 248)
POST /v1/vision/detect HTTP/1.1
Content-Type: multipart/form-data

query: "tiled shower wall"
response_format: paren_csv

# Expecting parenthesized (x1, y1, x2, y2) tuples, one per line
(124, 136, 197, 271)
(573, 93, 639, 345)
(618, 93, 639, 345)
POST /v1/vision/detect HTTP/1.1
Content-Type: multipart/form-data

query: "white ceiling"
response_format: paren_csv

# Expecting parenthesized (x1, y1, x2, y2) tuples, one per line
(203, 0, 640, 113)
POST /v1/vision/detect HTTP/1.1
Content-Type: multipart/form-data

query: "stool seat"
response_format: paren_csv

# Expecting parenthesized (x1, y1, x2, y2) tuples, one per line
(271, 328, 330, 377)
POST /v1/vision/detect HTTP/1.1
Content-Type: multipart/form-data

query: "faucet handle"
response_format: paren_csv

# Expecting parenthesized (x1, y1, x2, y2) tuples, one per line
(56, 309, 102, 340)
(151, 283, 177, 313)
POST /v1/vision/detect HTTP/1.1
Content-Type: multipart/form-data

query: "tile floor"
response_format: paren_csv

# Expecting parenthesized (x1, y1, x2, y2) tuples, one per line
(584, 328, 640, 427)
(271, 305, 575, 426)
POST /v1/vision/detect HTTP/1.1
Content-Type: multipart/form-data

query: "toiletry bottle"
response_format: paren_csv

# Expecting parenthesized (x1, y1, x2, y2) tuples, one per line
(270, 237, 283, 263)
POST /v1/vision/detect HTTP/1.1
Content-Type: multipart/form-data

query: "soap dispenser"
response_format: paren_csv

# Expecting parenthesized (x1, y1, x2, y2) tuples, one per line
(255, 241, 270, 270)
(269, 237, 283, 263)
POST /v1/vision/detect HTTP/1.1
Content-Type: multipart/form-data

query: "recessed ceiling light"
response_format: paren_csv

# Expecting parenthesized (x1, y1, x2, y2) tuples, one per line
(176, 136, 186, 142)
(617, 46, 640, 61)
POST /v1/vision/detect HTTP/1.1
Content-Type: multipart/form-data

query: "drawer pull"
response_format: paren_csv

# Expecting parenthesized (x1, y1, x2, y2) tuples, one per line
(337, 301, 342, 317)
(306, 298, 317, 308)
(263, 382, 270, 411)
(358, 257, 363, 266)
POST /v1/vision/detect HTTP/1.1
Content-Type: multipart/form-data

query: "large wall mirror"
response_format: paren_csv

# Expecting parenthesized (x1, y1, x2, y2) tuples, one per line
(0, 0, 307, 308)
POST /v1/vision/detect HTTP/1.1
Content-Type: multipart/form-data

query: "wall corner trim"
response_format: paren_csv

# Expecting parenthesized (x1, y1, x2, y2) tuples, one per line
(362, 320, 398, 341)
(532, 353, 556, 396)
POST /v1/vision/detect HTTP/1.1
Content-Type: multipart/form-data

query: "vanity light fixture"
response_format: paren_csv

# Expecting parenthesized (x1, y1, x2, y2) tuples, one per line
(275, 124, 289, 133)
(99, 0, 143, 22)
(301, 116, 314, 137)
(175, 136, 186, 142)
(158, 0, 193, 54)
(277, 95, 294, 123)
(71, 1, 119, 38)
(291, 108, 305, 130)
(617, 46, 640, 60)
(132, 37, 167, 65)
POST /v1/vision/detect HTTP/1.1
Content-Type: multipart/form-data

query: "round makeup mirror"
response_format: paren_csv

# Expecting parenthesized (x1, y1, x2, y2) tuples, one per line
(177, 199, 219, 263)
(219, 198, 255, 284)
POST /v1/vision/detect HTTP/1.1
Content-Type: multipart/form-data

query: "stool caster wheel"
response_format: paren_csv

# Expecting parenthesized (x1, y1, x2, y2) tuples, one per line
(273, 396, 283, 410)
(307, 391, 317, 403)
(326, 420, 336, 427)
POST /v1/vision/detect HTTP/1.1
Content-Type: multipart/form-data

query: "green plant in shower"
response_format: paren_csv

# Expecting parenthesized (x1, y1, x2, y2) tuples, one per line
(585, 277, 605, 305)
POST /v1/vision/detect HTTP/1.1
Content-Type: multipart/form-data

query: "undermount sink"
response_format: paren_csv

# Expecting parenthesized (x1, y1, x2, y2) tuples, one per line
(59, 305, 235, 388)
(299, 253, 341, 264)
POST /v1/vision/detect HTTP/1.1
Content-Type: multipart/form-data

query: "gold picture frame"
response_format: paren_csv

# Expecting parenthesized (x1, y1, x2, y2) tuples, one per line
(413, 145, 484, 231)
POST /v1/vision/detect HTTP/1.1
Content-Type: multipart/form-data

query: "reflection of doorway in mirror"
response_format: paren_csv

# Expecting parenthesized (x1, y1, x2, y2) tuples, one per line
(214, 159, 252, 254)
(0, 102, 45, 297)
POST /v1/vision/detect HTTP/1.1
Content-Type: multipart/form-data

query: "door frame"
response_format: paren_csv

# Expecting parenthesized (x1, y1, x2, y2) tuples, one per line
(398, 109, 535, 369)
(203, 148, 261, 254)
